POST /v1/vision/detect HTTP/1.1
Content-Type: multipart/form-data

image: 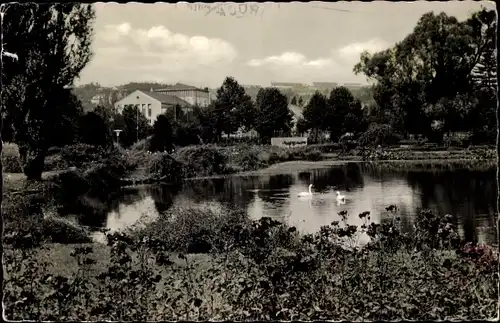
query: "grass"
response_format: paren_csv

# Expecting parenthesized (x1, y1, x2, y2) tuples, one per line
(3, 204, 498, 320)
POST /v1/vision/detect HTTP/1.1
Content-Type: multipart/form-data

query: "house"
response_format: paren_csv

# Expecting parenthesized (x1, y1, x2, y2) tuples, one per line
(90, 94, 106, 106)
(153, 83, 211, 107)
(114, 90, 191, 124)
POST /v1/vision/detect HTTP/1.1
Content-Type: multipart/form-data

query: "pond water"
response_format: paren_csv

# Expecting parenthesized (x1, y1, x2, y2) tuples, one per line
(80, 161, 498, 245)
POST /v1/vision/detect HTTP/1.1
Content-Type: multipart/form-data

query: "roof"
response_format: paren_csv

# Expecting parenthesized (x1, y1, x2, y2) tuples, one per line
(271, 82, 309, 87)
(143, 91, 191, 106)
(154, 83, 208, 92)
(313, 82, 338, 87)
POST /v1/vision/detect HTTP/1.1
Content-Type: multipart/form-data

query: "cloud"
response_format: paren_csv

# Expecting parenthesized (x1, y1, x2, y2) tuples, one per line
(336, 38, 390, 60)
(247, 51, 337, 69)
(92, 22, 237, 73)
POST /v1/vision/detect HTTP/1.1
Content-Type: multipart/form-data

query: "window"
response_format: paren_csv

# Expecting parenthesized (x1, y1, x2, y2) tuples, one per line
(142, 104, 146, 114)
(147, 104, 152, 117)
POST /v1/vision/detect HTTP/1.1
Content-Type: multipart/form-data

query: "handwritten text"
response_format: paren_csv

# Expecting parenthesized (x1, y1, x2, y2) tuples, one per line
(186, 3, 261, 18)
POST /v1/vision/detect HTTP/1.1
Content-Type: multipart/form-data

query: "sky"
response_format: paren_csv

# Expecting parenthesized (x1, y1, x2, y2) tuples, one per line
(78, 1, 495, 88)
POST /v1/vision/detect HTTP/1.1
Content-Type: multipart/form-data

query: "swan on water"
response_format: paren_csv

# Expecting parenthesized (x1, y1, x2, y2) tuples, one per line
(336, 191, 346, 201)
(298, 184, 314, 197)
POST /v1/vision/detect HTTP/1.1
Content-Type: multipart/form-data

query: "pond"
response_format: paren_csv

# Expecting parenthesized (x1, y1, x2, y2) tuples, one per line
(79, 160, 498, 245)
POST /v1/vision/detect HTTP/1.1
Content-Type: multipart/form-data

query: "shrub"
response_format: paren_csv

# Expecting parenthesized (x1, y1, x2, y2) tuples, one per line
(59, 144, 111, 168)
(42, 215, 92, 244)
(2, 142, 23, 173)
(173, 145, 229, 177)
(231, 145, 269, 171)
(291, 146, 323, 161)
(133, 204, 249, 254)
(3, 206, 498, 321)
(148, 153, 186, 183)
(44, 153, 70, 171)
(130, 138, 150, 151)
(358, 123, 402, 148)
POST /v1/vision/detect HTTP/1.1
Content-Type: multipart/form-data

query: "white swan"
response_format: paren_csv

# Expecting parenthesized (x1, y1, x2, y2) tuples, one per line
(298, 184, 314, 197)
(336, 191, 346, 201)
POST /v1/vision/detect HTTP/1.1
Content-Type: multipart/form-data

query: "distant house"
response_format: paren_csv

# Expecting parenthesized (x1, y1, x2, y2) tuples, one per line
(153, 83, 211, 107)
(90, 94, 105, 106)
(114, 89, 191, 124)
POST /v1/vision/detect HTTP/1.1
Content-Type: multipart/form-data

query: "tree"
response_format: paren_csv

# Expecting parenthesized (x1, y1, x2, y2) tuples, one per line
(254, 88, 293, 143)
(295, 117, 309, 136)
(298, 96, 304, 107)
(2, 3, 95, 180)
(212, 77, 256, 138)
(291, 96, 297, 105)
(120, 105, 152, 147)
(327, 86, 365, 140)
(302, 91, 329, 141)
(354, 9, 496, 140)
(149, 114, 173, 152)
(78, 111, 112, 148)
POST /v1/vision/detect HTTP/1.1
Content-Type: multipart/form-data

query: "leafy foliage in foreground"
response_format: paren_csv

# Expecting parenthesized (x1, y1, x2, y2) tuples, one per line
(3, 206, 498, 320)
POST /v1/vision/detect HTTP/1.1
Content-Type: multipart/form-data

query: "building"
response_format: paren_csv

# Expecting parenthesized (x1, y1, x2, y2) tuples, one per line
(153, 83, 211, 107)
(342, 82, 363, 90)
(271, 82, 310, 90)
(114, 90, 191, 124)
(312, 82, 338, 89)
(90, 94, 106, 106)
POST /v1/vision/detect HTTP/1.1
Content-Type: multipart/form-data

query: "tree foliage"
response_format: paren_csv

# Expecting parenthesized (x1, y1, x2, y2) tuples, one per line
(149, 114, 174, 152)
(1, 3, 95, 179)
(78, 112, 112, 148)
(327, 86, 365, 140)
(212, 77, 255, 137)
(302, 92, 329, 139)
(354, 8, 496, 142)
(118, 105, 152, 147)
(254, 88, 293, 143)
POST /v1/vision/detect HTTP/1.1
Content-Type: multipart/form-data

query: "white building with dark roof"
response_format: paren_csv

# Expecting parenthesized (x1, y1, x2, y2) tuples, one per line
(114, 89, 191, 124)
(153, 83, 211, 107)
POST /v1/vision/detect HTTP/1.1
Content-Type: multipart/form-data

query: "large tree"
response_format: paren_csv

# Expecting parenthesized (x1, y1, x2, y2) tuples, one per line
(1, 3, 95, 179)
(354, 8, 496, 140)
(149, 114, 174, 152)
(302, 91, 329, 141)
(78, 111, 113, 148)
(254, 87, 293, 143)
(212, 77, 256, 138)
(119, 105, 152, 147)
(327, 86, 365, 140)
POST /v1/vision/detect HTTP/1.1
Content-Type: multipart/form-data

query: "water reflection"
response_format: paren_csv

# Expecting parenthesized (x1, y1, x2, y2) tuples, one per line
(74, 161, 497, 244)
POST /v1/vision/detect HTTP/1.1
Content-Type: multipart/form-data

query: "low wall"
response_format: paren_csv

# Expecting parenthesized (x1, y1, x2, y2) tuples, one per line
(271, 137, 308, 148)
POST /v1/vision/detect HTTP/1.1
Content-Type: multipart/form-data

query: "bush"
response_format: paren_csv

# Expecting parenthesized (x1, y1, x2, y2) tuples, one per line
(2, 142, 23, 173)
(44, 153, 70, 171)
(129, 138, 150, 151)
(3, 206, 498, 321)
(173, 145, 229, 177)
(291, 146, 323, 161)
(42, 215, 92, 244)
(358, 123, 402, 148)
(231, 145, 269, 171)
(59, 144, 111, 168)
(148, 153, 186, 183)
(133, 204, 248, 254)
